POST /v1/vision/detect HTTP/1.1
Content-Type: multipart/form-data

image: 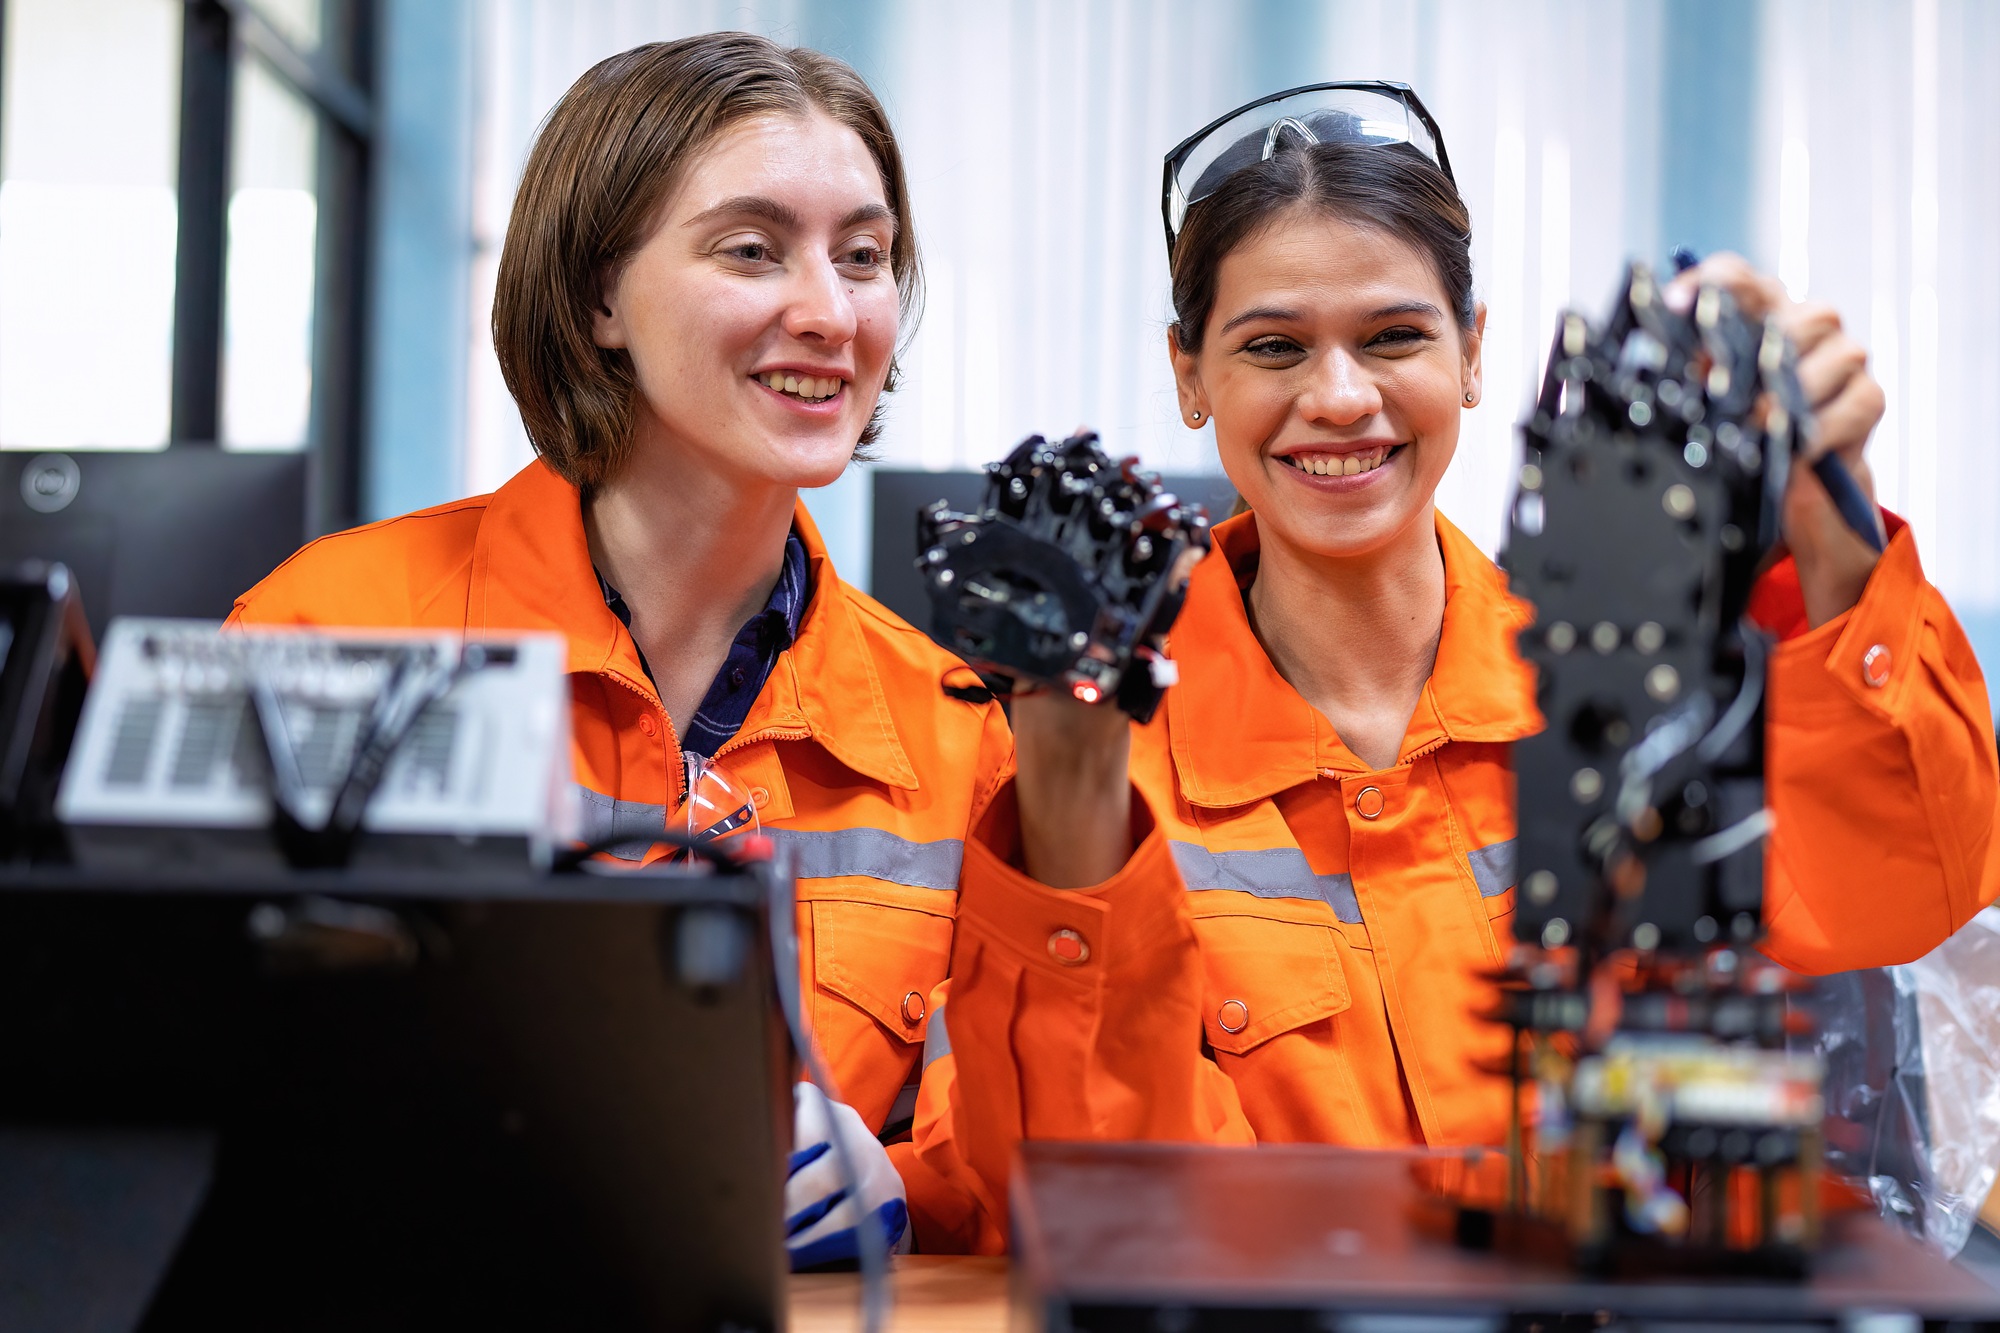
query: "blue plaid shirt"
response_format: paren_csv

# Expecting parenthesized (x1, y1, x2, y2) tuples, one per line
(596, 532, 811, 759)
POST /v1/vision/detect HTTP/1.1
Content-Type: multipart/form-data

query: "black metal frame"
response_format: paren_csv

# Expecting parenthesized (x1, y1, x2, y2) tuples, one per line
(179, 0, 377, 534)
(0, 0, 373, 534)
(169, 0, 233, 448)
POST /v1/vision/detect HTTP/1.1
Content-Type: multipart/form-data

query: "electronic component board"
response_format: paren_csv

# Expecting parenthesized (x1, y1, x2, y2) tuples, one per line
(58, 620, 572, 870)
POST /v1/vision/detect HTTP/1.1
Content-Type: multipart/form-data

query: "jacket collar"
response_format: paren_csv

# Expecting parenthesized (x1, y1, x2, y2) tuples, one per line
(1166, 508, 1541, 808)
(470, 458, 634, 680)
(468, 459, 917, 791)
(754, 501, 919, 790)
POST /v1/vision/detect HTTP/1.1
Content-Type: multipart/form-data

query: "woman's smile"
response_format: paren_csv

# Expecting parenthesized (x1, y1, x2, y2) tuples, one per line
(751, 368, 849, 410)
(1274, 441, 1407, 487)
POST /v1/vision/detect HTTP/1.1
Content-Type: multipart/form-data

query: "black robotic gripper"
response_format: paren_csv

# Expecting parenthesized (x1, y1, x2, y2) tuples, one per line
(916, 432, 1210, 724)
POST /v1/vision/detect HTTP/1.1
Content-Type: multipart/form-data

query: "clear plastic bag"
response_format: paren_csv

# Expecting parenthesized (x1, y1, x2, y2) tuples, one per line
(1811, 906, 2000, 1256)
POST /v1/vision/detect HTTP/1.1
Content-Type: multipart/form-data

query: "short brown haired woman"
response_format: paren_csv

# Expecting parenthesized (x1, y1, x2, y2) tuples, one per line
(230, 32, 1015, 1265)
(898, 85, 2000, 1253)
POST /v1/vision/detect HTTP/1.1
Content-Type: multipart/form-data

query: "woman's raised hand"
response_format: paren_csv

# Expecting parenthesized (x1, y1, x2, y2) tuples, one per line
(1665, 253, 1888, 627)
(1011, 688, 1137, 890)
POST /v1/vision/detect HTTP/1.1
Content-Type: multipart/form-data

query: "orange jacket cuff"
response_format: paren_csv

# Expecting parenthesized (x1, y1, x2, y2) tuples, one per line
(1747, 508, 1910, 642)
(959, 785, 1185, 985)
(1769, 522, 1926, 724)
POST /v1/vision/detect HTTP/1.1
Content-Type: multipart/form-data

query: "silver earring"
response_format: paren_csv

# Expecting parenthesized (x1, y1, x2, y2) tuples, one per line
(1464, 391, 1475, 404)
(1191, 410, 1203, 422)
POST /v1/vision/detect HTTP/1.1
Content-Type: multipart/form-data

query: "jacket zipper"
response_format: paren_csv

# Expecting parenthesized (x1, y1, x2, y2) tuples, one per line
(1315, 735, 1453, 784)
(602, 672, 691, 802)
(1401, 735, 1451, 764)
(711, 722, 812, 770)
(601, 669, 813, 806)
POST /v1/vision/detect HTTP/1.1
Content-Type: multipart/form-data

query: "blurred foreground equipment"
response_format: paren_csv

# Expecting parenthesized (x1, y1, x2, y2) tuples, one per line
(1474, 262, 1823, 1275)
(57, 620, 571, 871)
(0, 850, 795, 1331)
(0, 562, 93, 860)
(916, 431, 1209, 722)
(1011, 1142, 2000, 1329)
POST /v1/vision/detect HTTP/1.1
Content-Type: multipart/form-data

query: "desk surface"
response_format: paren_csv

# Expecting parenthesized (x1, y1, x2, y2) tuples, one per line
(789, 1255, 1009, 1333)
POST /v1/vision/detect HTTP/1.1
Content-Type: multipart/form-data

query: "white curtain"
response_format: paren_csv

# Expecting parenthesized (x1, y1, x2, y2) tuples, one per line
(1756, 0, 2000, 620)
(465, 0, 2000, 647)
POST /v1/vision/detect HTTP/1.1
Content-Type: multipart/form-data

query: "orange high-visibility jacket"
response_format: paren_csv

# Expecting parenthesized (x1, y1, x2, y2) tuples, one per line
(899, 509, 2000, 1254)
(228, 458, 1014, 1135)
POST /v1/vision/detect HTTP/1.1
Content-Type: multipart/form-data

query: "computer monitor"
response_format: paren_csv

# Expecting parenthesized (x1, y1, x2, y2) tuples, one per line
(0, 867, 792, 1332)
(0, 451, 307, 645)
(868, 467, 1239, 632)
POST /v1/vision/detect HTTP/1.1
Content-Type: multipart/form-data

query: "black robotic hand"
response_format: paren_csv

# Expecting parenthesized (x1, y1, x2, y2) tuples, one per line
(916, 432, 1210, 724)
(1505, 262, 1808, 959)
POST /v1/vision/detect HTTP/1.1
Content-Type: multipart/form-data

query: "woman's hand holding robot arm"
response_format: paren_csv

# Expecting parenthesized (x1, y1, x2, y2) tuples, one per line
(917, 432, 1208, 889)
(1666, 253, 1889, 629)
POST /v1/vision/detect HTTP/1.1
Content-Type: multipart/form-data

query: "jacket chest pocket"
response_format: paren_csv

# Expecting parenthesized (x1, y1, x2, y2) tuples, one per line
(811, 899, 952, 1045)
(1192, 911, 1352, 1055)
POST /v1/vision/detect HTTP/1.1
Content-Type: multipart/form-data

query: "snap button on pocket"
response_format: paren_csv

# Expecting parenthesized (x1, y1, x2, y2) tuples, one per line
(1047, 929, 1090, 966)
(1354, 786, 1385, 819)
(1193, 913, 1352, 1057)
(1863, 643, 1892, 688)
(901, 990, 926, 1025)
(750, 786, 770, 809)
(638, 713, 658, 737)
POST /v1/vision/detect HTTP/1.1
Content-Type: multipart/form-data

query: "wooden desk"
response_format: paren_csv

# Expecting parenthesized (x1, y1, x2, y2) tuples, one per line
(789, 1255, 1009, 1332)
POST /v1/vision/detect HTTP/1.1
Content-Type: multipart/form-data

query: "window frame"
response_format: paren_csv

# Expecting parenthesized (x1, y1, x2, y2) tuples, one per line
(0, 0, 376, 533)
(175, 0, 377, 534)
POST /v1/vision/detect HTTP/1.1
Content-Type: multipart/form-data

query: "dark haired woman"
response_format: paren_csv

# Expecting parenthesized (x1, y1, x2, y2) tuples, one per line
(898, 85, 2000, 1254)
(227, 32, 1029, 1265)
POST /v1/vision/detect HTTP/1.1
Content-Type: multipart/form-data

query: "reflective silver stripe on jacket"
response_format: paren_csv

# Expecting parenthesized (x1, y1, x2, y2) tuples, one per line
(573, 785, 668, 862)
(1466, 838, 1516, 898)
(768, 828, 963, 890)
(1170, 841, 1363, 925)
(574, 788, 964, 888)
(923, 1001, 951, 1069)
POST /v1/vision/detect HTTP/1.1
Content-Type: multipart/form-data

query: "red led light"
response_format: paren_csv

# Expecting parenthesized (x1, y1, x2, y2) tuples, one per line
(1072, 681, 1101, 703)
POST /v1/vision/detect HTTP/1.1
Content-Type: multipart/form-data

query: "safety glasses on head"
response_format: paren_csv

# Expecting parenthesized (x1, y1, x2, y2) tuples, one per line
(1160, 80, 1454, 256)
